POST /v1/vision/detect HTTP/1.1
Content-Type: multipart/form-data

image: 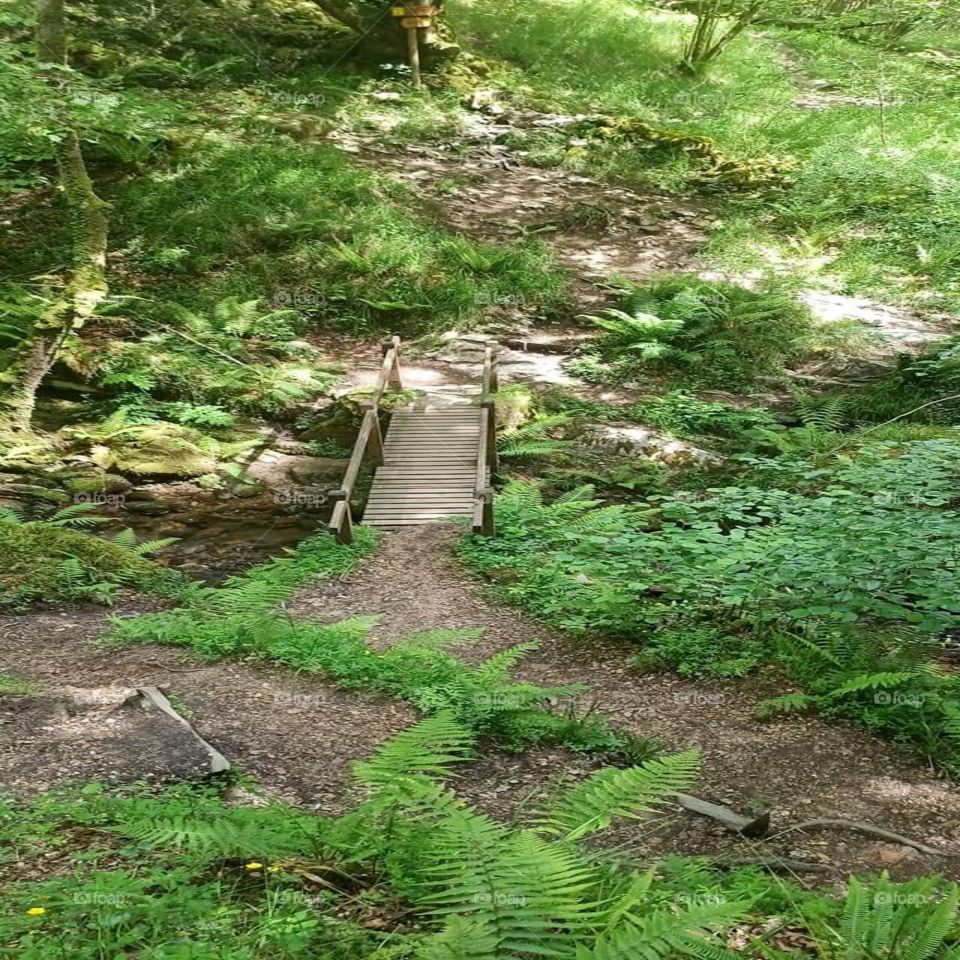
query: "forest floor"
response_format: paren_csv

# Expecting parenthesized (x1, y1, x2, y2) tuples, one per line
(5, 80, 960, 898)
(3, 521, 960, 885)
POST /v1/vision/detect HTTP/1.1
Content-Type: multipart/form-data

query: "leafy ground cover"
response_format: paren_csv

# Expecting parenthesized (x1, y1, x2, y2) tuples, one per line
(4, 716, 959, 960)
(461, 430, 960, 771)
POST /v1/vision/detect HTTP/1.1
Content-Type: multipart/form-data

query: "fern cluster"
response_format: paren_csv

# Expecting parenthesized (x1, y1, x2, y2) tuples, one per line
(460, 436, 960, 770)
(576, 277, 812, 390)
(6, 718, 959, 959)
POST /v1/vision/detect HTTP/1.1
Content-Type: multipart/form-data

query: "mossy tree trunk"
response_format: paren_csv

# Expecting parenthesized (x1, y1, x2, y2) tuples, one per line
(3, 0, 109, 433)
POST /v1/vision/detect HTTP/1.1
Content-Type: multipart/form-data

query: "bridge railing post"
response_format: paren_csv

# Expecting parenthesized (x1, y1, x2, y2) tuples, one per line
(328, 335, 403, 542)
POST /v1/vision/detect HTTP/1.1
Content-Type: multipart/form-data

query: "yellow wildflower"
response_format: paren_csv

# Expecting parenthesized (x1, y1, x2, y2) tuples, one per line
(26, 907, 47, 916)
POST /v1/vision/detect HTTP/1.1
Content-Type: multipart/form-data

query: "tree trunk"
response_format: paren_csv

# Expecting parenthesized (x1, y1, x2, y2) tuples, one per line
(3, 0, 109, 432)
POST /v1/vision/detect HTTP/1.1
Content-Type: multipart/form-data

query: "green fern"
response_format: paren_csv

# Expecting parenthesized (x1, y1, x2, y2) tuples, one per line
(754, 692, 819, 719)
(416, 916, 500, 959)
(821, 876, 959, 960)
(0, 506, 24, 524)
(577, 900, 746, 960)
(534, 751, 700, 842)
(498, 480, 544, 509)
(113, 812, 312, 859)
(826, 671, 922, 698)
(131, 537, 179, 557)
(791, 390, 847, 431)
(352, 713, 476, 787)
(45, 503, 111, 529)
(418, 809, 597, 957)
(499, 414, 572, 459)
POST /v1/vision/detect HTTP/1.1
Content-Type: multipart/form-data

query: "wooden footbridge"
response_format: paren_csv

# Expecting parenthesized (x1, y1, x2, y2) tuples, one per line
(329, 337, 497, 542)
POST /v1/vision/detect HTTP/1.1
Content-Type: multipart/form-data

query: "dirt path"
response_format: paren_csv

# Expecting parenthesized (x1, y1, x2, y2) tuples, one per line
(3, 526, 959, 880)
(289, 525, 960, 881)
(336, 107, 710, 311)
(0, 606, 414, 812)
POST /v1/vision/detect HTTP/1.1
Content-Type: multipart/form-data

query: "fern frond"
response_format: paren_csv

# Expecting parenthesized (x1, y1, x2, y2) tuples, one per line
(418, 810, 598, 957)
(112, 811, 312, 859)
(45, 502, 111, 528)
(754, 692, 818, 720)
(555, 485, 598, 505)
(577, 900, 745, 960)
(131, 537, 179, 557)
(535, 751, 700, 842)
(0, 506, 24, 524)
(111, 527, 138, 549)
(472, 643, 539, 686)
(352, 714, 476, 787)
(901, 889, 958, 960)
(499, 480, 544, 509)
(594, 869, 655, 935)
(417, 916, 500, 959)
(827, 672, 920, 698)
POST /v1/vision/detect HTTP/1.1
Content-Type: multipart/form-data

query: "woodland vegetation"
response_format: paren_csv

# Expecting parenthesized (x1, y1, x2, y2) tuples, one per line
(2, 0, 960, 957)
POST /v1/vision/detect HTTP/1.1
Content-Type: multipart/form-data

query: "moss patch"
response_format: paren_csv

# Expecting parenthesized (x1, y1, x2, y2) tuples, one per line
(0, 523, 178, 609)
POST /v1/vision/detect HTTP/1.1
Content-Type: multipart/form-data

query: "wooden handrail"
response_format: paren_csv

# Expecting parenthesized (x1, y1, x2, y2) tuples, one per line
(329, 336, 403, 544)
(473, 345, 498, 537)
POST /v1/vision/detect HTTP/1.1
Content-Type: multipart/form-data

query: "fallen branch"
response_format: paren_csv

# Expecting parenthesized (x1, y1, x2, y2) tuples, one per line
(781, 818, 959, 858)
(715, 855, 837, 875)
(676, 793, 771, 837)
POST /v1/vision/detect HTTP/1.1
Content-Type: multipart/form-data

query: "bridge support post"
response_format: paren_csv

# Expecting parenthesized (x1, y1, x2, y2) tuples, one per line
(482, 400, 498, 471)
(363, 404, 385, 466)
(329, 491, 353, 545)
(384, 336, 403, 391)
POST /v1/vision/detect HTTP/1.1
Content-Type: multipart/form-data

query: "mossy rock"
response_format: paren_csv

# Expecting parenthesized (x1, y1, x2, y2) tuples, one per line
(55, 468, 133, 496)
(0, 522, 177, 610)
(0, 484, 71, 505)
(87, 423, 218, 478)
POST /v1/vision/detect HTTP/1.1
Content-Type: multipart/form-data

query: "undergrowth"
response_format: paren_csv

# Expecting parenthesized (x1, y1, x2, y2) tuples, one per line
(106, 528, 634, 755)
(572, 276, 813, 390)
(461, 436, 960, 771)
(4, 716, 959, 959)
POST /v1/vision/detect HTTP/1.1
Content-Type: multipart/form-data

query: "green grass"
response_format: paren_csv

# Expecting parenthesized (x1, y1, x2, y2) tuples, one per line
(452, 0, 960, 311)
(111, 140, 567, 334)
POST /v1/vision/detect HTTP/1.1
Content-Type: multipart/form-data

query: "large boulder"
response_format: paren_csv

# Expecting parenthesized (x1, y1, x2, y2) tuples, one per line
(577, 422, 722, 467)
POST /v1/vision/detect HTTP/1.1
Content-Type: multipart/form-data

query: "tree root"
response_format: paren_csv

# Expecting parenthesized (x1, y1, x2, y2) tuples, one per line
(781, 818, 960, 858)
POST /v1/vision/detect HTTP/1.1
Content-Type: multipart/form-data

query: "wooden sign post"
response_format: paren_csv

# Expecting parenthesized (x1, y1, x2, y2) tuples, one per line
(390, 4, 439, 87)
